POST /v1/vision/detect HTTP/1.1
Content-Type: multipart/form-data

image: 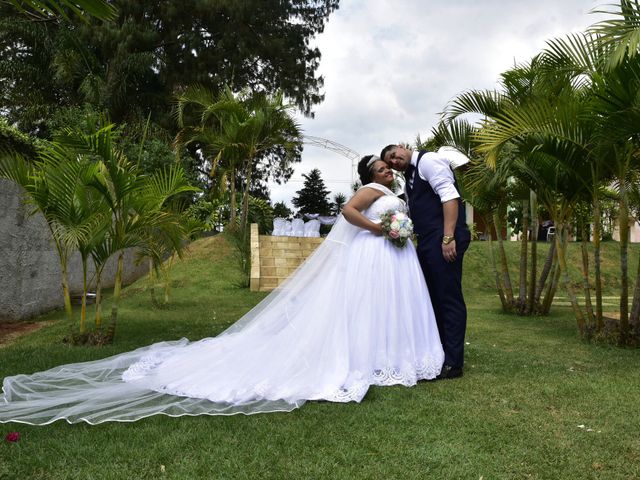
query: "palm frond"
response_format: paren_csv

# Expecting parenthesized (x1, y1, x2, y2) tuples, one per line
(590, 0, 640, 70)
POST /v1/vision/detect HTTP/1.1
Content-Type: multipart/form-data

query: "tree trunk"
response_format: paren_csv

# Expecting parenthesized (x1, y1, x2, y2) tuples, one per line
(580, 220, 595, 328)
(61, 267, 73, 323)
(163, 254, 175, 305)
(149, 258, 160, 308)
(618, 188, 630, 343)
(527, 191, 538, 315)
(534, 238, 555, 313)
(518, 198, 529, 314)
(229, 167, 237, 228)
(593, 197, 603, 331)
(556, 223, 586, 333)
(107, 251, 124, 342)
(486, 215, 508, 311)
(629, 249, 640, 326)
(494, 210, 514, 308)
(240, 158, 253, 233)
(80, 259, 88, 334)
(94, 270, 103, 329)
(541, 259, 561, 315)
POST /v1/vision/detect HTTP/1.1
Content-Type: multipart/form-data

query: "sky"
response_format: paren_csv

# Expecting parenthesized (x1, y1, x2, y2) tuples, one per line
(268, 0, 610, 208)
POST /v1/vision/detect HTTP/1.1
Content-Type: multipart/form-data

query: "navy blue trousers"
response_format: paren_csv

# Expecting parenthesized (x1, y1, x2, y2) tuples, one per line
(416, 227, 470, 369)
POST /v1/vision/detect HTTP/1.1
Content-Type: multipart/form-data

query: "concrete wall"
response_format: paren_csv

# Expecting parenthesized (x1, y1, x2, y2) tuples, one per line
(0, 180, 148, 322)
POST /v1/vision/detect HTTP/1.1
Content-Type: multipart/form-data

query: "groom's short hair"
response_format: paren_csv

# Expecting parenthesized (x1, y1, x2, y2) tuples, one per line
(380, 144, 397, 162)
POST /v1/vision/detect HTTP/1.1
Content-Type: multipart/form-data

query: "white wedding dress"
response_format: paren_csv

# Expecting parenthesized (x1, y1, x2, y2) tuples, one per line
(0, 183, 444, 425)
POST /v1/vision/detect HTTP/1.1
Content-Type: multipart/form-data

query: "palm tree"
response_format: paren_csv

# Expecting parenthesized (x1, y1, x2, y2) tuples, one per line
(38, 142, 110, 333)
(136, 170, 204, 308)
(1, 122, 200, 340)
(590, 0, 640, 70)
(445, 56, 597, 329)
(175, 86, 244, 227)
(175, 86, 302, 233)
(540, 22, 640, 339)
(454, 20, 640, 340)
(441, 71, 554, 315)
(332, 192, 347, 216)
(0, 146, 103, 327)
(59, 124, 200, 339)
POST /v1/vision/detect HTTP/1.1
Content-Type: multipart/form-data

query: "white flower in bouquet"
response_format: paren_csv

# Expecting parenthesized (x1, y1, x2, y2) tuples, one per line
(380, 210, 414, 248)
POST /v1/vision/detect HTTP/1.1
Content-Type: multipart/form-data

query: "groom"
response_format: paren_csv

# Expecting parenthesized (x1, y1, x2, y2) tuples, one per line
(381, 144, 471, 379)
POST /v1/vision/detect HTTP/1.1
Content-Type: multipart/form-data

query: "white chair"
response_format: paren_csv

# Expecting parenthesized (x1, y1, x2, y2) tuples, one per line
(304, 219, 321, 237)
(291, 218, 305, 237)
(283, 220, 293, 236)
(272, 217, 286, 236)
(547, 226, 556, 242)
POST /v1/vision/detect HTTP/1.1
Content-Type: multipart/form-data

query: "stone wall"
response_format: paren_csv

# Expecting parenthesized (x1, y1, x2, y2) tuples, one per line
(250, 223, 324, 292)
(0, 180, 148, 322)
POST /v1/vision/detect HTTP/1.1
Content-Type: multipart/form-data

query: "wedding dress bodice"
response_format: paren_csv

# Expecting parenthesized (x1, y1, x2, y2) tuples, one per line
(362, 188, 406, 222)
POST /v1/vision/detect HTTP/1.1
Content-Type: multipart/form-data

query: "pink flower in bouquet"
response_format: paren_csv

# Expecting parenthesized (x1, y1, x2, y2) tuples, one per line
(380, 209, 413, 248)
(5, 431, 20, 442)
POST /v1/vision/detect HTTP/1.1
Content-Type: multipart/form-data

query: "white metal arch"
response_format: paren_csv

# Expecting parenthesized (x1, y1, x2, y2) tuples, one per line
(303, 135, 360, 185)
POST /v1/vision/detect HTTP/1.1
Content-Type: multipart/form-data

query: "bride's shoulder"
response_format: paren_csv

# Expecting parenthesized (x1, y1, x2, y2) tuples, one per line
(359, 183, 395, 196)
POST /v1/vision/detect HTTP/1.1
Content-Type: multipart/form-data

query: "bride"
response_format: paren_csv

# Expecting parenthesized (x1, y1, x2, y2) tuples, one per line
(0, 155, 444, 425)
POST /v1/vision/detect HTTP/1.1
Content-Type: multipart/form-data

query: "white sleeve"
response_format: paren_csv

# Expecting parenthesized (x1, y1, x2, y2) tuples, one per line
(417, 151, 460, 203)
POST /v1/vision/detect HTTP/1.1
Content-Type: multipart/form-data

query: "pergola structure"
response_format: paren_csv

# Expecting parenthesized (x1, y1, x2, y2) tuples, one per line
(303, 135, 360, 185)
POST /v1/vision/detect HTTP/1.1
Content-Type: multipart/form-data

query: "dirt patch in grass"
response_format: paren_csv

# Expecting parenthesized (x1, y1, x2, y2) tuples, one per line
(0, 321, 54, 347)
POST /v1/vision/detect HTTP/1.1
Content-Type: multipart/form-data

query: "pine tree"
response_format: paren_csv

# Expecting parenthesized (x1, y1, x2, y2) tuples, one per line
(273, 201, 293, 220)
(291, 169, 332, 216)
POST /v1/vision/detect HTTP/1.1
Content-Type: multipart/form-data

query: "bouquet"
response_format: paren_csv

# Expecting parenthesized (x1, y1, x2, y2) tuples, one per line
(379, 210, 413, 248)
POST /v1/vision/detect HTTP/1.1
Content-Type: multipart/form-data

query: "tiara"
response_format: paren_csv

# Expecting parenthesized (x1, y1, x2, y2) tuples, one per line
(366, 155, 380, 168)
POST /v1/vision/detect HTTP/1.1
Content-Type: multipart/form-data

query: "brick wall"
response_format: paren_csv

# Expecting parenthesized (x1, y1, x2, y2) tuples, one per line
(250, 223, 324, 292)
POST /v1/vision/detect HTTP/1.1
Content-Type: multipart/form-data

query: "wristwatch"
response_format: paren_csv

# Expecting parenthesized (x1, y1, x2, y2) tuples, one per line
(442, 235, 455, 245)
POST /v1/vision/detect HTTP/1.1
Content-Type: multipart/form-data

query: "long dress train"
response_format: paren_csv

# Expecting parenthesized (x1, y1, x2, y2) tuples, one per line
(0, 183, 444, 425)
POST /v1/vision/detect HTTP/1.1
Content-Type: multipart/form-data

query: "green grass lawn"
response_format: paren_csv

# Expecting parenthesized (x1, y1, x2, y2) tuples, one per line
(1, 236, 639, 479)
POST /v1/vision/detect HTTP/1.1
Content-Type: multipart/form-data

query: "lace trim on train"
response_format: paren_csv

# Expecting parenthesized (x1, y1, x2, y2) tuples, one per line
(123, 354, 443, 404)
(328, 355, 442, 403)
(122, 353, 165, 382)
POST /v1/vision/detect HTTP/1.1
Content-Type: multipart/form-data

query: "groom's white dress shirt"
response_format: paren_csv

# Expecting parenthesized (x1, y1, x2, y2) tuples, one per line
(408, 147, 469, 203)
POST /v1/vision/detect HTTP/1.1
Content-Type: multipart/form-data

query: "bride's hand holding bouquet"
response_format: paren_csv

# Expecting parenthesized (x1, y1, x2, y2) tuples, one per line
(380, 210, 413, 248)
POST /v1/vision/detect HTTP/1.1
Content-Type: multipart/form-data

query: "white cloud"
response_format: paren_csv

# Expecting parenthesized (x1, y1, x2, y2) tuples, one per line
(270, 0, 609, 208)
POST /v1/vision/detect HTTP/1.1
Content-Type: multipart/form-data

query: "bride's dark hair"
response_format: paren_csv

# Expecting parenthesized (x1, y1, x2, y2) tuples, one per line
(357, 155, 378, 185)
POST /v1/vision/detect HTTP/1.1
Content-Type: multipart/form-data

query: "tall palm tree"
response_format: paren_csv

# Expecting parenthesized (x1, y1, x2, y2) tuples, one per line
(136, 169, 204, 307)
(446, 55, 599, 329)
(175, 86, 244, 227)
(541, 23, 640, 339)
(60, 124, 200, 339)
(458, 22, 640, 339)
(38, 142, 110, 333)
(443, 63, 561, 315)
(427, 119, 513, 311)
(175, 86, 302, 232)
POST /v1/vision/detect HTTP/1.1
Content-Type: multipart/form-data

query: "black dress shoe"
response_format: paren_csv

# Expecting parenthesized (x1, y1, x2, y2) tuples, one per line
(436, 365, 463, 380)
